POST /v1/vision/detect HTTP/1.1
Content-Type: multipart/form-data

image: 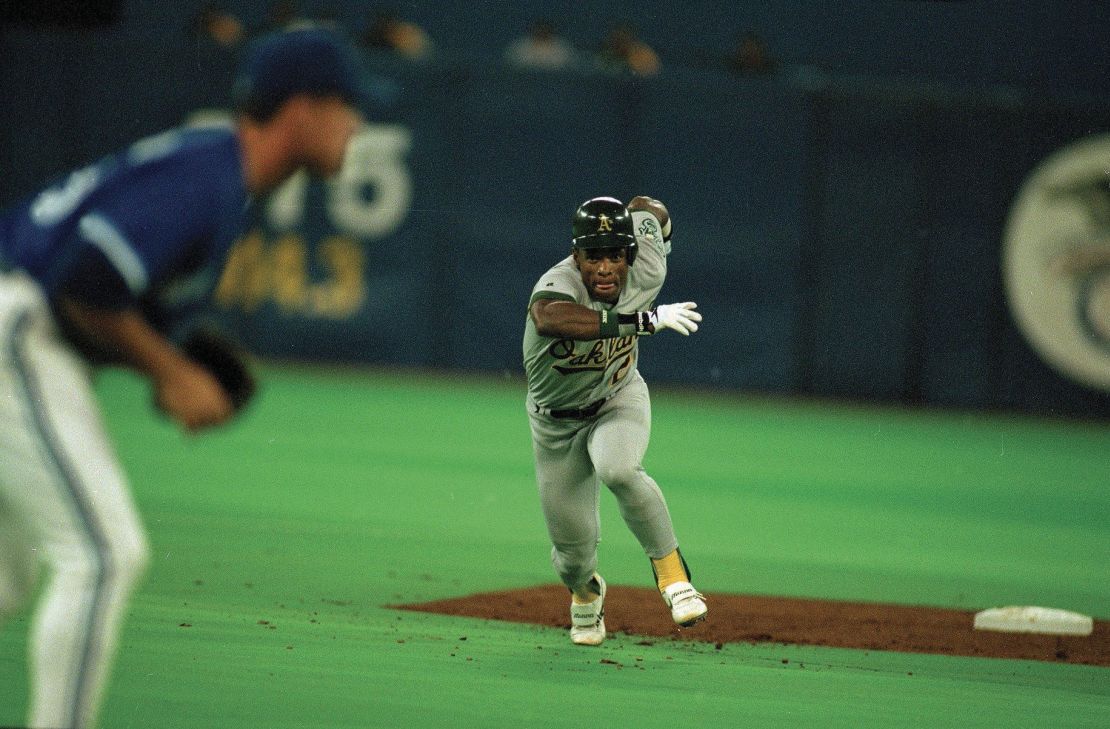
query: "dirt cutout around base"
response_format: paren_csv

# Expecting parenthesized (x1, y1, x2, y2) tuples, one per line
(394, 585, 1109, 667)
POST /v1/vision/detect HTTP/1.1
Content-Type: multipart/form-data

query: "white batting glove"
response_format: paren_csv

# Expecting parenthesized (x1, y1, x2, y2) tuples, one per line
(645, 302, 701, 335)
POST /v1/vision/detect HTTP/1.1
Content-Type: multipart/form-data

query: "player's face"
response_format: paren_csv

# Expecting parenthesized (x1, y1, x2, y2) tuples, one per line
(573, 246, 629, 303)
(300, 96, 363, 177)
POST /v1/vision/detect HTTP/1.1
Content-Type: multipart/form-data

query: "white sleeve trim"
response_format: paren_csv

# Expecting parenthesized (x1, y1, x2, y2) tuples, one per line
(77, 213, 149, 293)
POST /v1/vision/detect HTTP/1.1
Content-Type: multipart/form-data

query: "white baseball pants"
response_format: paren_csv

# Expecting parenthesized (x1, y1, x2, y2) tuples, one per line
(0, 271, 149, 729)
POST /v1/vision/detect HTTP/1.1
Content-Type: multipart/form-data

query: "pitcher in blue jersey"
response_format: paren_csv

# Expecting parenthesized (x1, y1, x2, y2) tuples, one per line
(0, 27, 364, 729)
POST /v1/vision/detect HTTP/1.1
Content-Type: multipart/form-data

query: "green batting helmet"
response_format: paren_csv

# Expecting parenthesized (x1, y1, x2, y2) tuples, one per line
(571, 197, 637, 264)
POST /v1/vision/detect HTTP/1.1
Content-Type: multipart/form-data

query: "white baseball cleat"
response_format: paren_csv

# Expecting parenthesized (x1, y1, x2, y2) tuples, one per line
(569, 573, 607, 646)
(662, 581, 707, 627)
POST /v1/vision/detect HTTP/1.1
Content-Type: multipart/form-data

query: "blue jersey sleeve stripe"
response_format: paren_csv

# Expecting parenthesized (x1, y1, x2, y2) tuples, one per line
(77, 213, 148, 294)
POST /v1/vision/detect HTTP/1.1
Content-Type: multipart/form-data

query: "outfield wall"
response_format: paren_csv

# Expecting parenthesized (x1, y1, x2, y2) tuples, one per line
(1, 32, 1108, 417)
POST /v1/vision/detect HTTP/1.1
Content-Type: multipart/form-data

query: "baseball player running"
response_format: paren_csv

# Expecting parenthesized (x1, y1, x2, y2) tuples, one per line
(523, 196, 707, 646)
(0, 27, 364, 728)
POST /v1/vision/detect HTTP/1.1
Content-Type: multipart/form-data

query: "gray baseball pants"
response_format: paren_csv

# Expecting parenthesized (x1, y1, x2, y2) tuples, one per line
(528, 372, 679, 591)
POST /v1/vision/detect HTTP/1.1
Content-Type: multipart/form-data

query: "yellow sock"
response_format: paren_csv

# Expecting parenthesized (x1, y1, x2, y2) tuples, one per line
(651, 549, 688, 591)
(572, 575, 601, 604)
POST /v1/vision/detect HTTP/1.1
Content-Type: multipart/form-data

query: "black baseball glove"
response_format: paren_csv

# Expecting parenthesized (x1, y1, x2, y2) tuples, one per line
(181, 327, 257, 412)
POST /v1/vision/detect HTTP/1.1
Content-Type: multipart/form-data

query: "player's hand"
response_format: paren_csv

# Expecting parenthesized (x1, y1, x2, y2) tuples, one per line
(154, 361, 236, 432)
(647, 302, 701, 335)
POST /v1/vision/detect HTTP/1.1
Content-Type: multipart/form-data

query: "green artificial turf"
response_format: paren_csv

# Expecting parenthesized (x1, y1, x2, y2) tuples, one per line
(1, 366, 1107, 728)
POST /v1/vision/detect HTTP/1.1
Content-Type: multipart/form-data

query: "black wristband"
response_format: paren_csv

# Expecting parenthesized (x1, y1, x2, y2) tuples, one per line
(619, 311, 655, 336)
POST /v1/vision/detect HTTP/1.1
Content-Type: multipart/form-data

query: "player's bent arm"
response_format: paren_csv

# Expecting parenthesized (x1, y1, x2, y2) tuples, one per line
(627, 196, 668, 227)
(56, 298, 235, 431)
(628, 196, 671, 240)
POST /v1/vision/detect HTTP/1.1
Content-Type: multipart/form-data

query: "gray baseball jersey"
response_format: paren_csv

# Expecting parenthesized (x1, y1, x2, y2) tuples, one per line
(523, 210, 670, 409)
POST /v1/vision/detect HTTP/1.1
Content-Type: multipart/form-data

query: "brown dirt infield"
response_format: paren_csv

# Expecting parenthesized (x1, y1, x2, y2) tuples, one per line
(393, 585, 1109, 667)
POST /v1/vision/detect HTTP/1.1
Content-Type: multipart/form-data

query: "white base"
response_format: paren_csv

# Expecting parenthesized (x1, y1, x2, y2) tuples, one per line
(973, 606, 1094, 636)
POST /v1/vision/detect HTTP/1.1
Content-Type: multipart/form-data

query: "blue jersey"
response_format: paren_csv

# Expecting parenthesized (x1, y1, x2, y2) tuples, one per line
(0, 125, 248, 335)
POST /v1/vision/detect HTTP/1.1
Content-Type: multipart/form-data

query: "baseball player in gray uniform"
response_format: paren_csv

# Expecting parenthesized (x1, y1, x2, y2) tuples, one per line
(523, 195, 707, 646)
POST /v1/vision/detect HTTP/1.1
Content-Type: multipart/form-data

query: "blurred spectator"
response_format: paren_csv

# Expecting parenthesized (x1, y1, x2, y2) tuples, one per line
(192, 2, 244, 48)
(504, 20, 578, 70)
(360, 8, 433, 60)
(596, 23, 660, 77)
(307, 5, 342, 30)
(726, 31, 777, 75)
(262, 0, 304, 32)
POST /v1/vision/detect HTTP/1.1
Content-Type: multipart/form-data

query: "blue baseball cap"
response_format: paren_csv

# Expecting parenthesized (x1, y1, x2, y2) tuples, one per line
(234, 26, 366, 118)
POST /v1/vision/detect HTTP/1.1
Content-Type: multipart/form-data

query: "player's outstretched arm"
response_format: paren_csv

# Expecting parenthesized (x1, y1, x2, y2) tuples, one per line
(531, 298, 702, 339)
(531, 299, 608, 340)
